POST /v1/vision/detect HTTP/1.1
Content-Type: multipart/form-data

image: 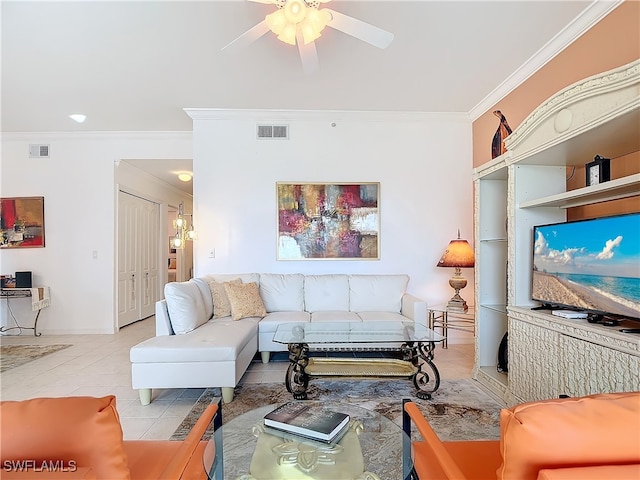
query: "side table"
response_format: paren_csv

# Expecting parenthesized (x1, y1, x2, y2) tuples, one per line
(428, 304, 475, 349)
(0, 287, 50, 336)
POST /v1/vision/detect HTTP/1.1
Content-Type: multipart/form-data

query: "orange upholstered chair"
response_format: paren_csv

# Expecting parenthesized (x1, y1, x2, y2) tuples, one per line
(0, 395, 219, 480)
(403, 399, 502, 480)
(403, 391, 640, 480)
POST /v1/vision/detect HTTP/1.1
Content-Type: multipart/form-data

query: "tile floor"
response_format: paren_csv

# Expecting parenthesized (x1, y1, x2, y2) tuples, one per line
(0, 316, 475, 440)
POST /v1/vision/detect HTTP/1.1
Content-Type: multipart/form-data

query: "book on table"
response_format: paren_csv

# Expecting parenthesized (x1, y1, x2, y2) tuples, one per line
(263, 402, 350, 443)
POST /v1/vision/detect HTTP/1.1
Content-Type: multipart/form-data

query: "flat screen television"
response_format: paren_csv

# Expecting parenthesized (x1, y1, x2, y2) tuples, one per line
(532, 212, 640, 321)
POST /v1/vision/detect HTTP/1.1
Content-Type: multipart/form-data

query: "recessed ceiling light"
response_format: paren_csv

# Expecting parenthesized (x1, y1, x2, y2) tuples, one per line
(178, 173, 192, 182)
(69, 114, 87, 123)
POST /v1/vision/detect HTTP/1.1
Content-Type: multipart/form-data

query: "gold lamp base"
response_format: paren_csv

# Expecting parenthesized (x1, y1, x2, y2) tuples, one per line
(447, 268, 469, 313)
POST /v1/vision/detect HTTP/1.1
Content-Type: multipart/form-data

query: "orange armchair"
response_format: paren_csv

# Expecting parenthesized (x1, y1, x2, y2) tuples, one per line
(403, 391, 640, 480)
(0, 395, 219, 480)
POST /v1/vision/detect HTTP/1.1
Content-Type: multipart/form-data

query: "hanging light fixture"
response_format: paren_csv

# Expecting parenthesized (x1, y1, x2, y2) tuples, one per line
(171, 202, 197, 250)
(265, 0, 331, 46)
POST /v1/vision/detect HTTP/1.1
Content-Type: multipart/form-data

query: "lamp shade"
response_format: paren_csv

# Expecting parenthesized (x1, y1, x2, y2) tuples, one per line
(437, 239, 475, 268)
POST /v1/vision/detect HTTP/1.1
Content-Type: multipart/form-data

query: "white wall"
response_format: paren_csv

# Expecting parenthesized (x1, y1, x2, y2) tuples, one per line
(1, 110, 476, 335)
(189, 109, 476, 307)
(0, 132, 192, 334)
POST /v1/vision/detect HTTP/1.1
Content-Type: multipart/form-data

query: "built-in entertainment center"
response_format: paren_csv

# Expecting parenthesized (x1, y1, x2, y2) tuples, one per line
(473, 59, 640, 405)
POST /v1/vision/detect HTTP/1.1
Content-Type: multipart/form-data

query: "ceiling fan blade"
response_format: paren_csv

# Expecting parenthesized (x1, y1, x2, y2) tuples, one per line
(325, 8, 394, 49)
(296, 31, 320, 75)
(222, 19, 270, 51)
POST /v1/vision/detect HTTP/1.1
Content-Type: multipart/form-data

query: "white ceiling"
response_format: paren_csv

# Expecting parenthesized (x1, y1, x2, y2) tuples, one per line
(2, 0, 615, 191)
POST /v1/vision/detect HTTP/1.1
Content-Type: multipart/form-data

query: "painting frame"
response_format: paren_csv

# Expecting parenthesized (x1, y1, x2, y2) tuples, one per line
(277, 182, 380, 260)
(0, 197, 45, 249)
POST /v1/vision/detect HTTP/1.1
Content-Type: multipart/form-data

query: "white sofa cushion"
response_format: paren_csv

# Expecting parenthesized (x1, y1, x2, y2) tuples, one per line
(304, 275, 350, 312)
(164, 280, 210, 334)
(202, 273, 260, 285)
(357, 311, 409, 322)
(310, 311, 360, 322)
(192, 277, 214, 319)
(258, 311, 311, 333)
(259, 274, 304, 312)
(130, 318, 258, 363)
(349, 274, 409, 313)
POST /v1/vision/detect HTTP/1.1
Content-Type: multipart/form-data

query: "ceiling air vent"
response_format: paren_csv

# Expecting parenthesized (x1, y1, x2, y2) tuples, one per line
(29, 144, 50, 158)
(257, 124, 289, 140)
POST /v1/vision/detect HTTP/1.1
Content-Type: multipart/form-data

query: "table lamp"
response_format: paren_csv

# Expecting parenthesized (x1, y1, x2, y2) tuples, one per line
(437, 230, 475, 312)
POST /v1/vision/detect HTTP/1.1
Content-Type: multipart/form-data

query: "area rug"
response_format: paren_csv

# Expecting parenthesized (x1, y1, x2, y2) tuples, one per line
(171, 378, 504, 441)
(0, 344, 72, 372)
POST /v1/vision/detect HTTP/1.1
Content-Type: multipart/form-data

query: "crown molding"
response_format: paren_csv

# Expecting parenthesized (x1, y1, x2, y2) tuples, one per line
(184, 108, 470, 123)
(468, 0, 623, 121)
(1, 131, 192, 141)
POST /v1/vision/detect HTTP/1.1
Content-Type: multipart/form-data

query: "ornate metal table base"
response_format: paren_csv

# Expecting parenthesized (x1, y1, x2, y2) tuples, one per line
(285, 341, 441, 400)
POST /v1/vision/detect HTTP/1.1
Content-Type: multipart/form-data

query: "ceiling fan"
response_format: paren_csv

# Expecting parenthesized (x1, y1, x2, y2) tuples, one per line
(223, 0, 394, 74)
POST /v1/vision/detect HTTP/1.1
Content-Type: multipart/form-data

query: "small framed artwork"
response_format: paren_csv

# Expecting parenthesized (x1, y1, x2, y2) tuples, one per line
(277, 182, 380, 260)
(585, 155, 610, 186)
(0, 197, 45, 248)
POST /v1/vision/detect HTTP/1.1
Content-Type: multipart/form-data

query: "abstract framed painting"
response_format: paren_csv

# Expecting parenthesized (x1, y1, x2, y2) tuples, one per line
(277, 183, 380, 260)
(0, 197, 45, 248)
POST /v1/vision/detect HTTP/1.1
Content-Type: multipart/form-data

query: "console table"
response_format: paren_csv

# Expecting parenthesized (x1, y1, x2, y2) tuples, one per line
(0, 287, 50, 336)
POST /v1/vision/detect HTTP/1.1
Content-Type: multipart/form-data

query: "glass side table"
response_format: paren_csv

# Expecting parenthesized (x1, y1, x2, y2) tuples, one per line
(428, 304, 475, 349)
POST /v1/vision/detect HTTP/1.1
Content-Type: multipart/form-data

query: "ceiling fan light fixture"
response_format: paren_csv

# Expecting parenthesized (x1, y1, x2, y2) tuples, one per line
(265, 10, 287, 34)
(278, 23, 298, 45)
(300, 24, 320, 44)
(284, 0, 307, 24)
(300, 9, 330, 44)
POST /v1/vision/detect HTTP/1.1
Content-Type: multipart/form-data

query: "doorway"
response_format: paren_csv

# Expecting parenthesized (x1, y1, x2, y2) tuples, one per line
(117, 191, 160, 328)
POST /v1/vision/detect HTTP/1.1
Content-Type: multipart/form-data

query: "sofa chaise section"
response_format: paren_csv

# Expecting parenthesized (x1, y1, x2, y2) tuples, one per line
(130, 275, 260, 405)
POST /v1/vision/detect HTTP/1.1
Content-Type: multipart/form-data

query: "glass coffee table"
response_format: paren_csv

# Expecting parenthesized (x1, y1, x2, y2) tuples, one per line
(203, 401, 413, 479)
(272, 321, 445, 400)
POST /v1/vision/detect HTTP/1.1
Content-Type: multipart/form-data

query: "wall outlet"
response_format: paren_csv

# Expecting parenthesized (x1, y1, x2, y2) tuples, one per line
(208, 249, 215, 258)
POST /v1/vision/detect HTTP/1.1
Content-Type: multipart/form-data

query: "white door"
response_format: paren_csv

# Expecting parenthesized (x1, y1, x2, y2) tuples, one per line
(139, 198, 159, 319)
(117, 191, 160, 328)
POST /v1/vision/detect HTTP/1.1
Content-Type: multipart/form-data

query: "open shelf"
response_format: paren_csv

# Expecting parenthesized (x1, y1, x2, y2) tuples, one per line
(479, 304, 508, 314)
(519, 173, 640, 209)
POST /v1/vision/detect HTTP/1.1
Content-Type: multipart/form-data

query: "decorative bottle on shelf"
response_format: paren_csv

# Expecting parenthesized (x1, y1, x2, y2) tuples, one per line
(491, 110, 512, 159)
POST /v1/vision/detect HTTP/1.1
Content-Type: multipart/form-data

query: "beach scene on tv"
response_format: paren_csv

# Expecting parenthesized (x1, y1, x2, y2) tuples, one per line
(532, 214, 640, 320)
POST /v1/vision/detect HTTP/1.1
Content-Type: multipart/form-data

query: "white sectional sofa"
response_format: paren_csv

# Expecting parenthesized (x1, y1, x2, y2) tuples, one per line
(130, 273, 427, 404)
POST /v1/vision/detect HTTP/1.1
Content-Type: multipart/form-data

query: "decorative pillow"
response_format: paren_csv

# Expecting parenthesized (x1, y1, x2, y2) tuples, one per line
(209, 278, 241, 318)
(224, 281, 267, 321)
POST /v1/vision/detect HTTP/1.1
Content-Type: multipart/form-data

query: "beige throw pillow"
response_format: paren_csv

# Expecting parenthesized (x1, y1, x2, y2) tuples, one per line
(209, 278, 241, 319)
(224, 281, 267, 321)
